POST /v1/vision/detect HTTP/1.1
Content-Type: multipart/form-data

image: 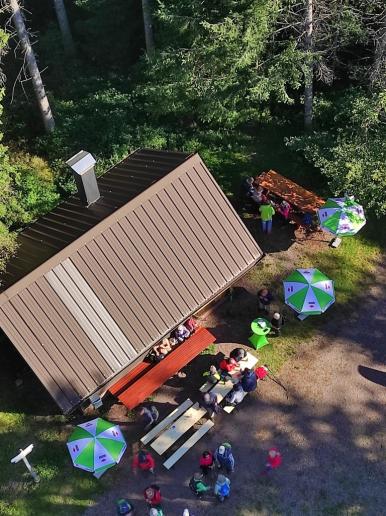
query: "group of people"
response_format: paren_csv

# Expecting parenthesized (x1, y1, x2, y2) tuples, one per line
(257, 287, 286, 336)
(117, 443, 282, 514)
(148, 317, 198, 364)
(201, 346, 270, 416)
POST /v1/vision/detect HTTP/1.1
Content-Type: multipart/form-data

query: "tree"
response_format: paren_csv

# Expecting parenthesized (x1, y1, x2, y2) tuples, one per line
(53, 0, 75, 55)
(7, 0, 55, 133)
(303, 0, 313, 129)
(141, 0, 154, 57)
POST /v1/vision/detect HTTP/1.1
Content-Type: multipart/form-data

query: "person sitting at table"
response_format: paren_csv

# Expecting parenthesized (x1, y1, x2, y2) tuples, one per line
(202, 391, 220, 419)
(219, 356, 239, 381)
(184, 317, 199, 334)
(229, 347, 248, 363)
(174, 324, 190, 343)
(225, 382, 245, 406)
(240, 368, 258, 393)
(202, 364, 221, 385)
(241, 177, 262, 205)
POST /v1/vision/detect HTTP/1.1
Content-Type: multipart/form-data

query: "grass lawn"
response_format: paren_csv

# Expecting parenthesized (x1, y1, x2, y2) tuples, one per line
(0, 123, 384, 515)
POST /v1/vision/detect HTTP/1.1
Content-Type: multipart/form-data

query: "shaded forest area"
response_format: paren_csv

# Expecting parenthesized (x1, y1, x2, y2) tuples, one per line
(0, 0, 385, 274)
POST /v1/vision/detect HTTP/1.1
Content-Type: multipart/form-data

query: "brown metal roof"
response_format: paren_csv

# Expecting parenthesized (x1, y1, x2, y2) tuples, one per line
(0, 148, 192, 293)
(0, 151, 263, 412)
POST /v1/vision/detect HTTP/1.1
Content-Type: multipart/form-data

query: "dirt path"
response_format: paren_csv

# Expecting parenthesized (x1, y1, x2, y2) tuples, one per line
(85, 263, 386, 516)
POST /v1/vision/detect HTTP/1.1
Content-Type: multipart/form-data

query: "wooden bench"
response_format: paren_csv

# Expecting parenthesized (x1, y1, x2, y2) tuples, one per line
(140, 399, 193, 445)
(151, 403, 206, 455)
(108, 362, 152, 397)
(118, 328, 216, 409)
(163, 419, 214, 470)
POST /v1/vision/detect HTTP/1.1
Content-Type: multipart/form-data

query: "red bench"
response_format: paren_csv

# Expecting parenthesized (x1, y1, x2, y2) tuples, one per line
(118, 327, 216, 409)
(108, 361, 152, 397)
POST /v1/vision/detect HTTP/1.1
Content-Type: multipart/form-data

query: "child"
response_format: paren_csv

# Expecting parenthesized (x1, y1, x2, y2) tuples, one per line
(174, 324, 190, 343)
(214, 443, 235, 473)
(189, 472, 211, 498)
(257, 288, 273, 313)
(214, 474, 231, 502)
(260, 447, 282, 475)
(255, 365, 269, 381)
(184, 317, 199, 334)
(202, 365, 221, 385)
(270, 312, 285, 336)
(132, 449, 155, 474)
(144, 484, 162, 507)
(199, 450, 214, 475)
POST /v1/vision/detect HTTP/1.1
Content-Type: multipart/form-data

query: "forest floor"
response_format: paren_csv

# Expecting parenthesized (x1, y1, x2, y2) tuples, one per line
(81, 221, 386, 516)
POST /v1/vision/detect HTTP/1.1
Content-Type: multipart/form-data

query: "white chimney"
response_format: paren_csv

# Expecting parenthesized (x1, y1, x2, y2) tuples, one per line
(66, 150, 100, 206)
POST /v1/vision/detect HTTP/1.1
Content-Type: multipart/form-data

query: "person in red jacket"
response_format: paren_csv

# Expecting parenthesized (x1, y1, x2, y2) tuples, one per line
(199, 450, 214, 475)
(260, 447, 282, 475)
(219, 357, 239, 381)
(144, 484, 162, 507)
(132, 449, 155, 474)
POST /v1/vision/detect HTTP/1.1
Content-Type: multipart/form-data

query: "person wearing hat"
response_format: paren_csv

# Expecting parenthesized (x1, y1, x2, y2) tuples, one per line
(214, 473, 231, 502)
(214, 443, 235, 473)
(144, 484, 162, 507)
(189, 472, 211, 498)
(270, 312, 285, 336)
(132, 449, 155, 474)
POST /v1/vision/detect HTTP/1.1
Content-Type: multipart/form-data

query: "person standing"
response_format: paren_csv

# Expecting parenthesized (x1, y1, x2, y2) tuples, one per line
(270, 312, 285, 336)
(116, 499, 134, 515)
(132, 449, 155, 474)
(189, 472, 211, 498)
(260, 447, 282, 475)
(259, 201, 275, 234)
(257, 288, 273, 314)
(214, 474, 231, 502)
(144, 484, 162, 508)
(214, 443, 235, 473)
(199, 450, 214, 475)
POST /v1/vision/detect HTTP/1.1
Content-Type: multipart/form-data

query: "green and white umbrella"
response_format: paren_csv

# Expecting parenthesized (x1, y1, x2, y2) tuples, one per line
(67, 418, 126, 478)
(283, 268, 335, 316)
(318, 197, 366, 236)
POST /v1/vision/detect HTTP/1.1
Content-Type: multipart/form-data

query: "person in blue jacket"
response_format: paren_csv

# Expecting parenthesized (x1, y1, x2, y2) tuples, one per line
(241, 368, 258, 393)
(214, 443, 235, 473)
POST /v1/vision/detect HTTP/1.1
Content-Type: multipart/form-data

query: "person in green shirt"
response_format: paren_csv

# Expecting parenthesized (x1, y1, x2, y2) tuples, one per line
(189, 472, 211, 498)
(259, 201, 275, 234)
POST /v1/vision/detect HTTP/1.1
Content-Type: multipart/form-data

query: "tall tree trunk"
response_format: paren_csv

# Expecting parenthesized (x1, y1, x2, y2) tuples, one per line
(304, 0, 313, 130)
(9, 0, 55, 133)
(141, 0, 155, 57)
(370, 12, 386, 89)
(53, 0, 75, 56)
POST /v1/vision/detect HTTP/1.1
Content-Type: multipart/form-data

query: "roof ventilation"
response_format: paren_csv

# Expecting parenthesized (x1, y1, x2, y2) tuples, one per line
(66, 150, 100, 206)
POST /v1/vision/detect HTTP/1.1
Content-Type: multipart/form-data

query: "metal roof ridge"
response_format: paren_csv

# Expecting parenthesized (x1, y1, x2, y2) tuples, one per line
(0, 152, 198, 305)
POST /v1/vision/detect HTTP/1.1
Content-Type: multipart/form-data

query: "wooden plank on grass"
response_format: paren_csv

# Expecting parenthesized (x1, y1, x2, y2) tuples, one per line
(163, 419, 214, 470)
(141, 398, 193, 445)
(151, 403, 206, 455)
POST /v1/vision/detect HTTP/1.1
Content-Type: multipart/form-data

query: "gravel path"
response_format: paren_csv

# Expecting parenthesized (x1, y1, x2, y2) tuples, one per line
(85, 263, 386, 516)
